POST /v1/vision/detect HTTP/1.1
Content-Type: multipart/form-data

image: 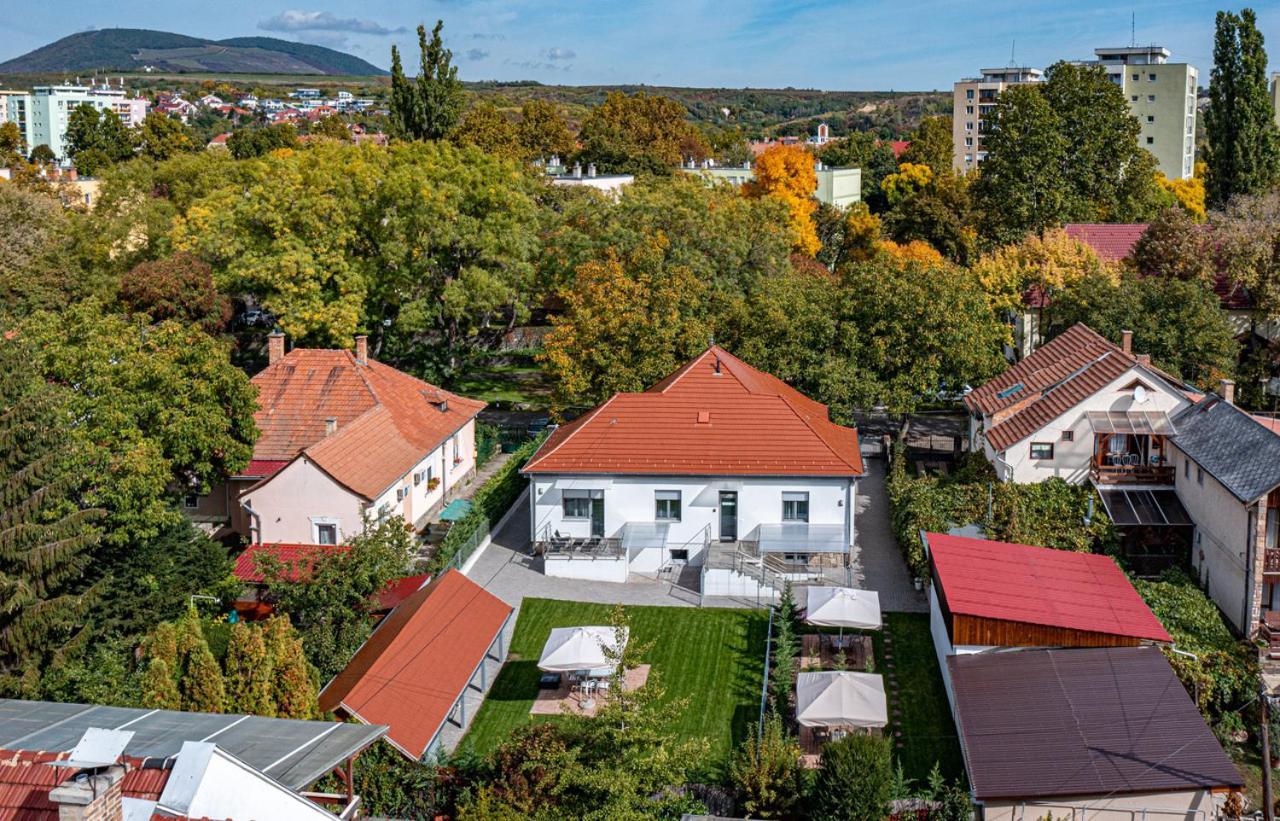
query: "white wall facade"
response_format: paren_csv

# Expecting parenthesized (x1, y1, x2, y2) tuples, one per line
(368, 420, 477, 527)
(1175, 447, 1256, 634)
(981, 789, 1219, 821)
(529, 474, 855, 567)
(983, 366, 1190, 484)
(240, 457, 365, 544)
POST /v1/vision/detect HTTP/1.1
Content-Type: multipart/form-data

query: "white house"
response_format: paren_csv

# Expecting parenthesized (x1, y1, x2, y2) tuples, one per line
(522, 346, 864, 597)
(196, 332, 484, 545)
(965, 323, 1194, 485)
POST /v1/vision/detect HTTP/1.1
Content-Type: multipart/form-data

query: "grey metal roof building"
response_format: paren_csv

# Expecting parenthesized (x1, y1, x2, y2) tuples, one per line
(0, 700, 387, 791)
(1172, 395, 1280, 503)
(948, 647, 1242, 802)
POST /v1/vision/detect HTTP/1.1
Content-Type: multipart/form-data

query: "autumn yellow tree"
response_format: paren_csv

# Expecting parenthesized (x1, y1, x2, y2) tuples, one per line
(744, 144, 820, 256)
(878, 239, 944, 266)
(971, 228, 1117, 314)
(880, 162, 933, 206)
(1156, 161, 1207, 222)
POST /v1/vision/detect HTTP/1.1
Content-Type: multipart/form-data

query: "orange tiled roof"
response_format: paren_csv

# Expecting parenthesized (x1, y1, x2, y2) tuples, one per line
(1062, 223, 1149, 263)
(318, 570, 512, 760)
(0, 749, 171, 820)
(965, 324, 1188, 452)
(247, 349, 485, 500)
(523, 346, 863, 477)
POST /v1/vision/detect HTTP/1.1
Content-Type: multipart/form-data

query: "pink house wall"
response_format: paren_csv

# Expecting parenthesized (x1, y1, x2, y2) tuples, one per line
(240, 457, 365, 544)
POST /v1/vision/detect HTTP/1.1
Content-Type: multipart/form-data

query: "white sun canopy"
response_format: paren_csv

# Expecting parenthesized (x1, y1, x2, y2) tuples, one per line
(804, 587, 882, 630)
(795, 671, 889, 729)
(537, 626, 629, 673)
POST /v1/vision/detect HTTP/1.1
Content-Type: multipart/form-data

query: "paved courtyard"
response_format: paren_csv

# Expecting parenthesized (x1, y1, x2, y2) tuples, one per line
(465, 453, 927, 614)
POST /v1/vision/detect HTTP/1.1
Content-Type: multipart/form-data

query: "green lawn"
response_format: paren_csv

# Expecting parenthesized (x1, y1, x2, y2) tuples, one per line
(451, 363, 552, 408)
(462, 598, 769, 775)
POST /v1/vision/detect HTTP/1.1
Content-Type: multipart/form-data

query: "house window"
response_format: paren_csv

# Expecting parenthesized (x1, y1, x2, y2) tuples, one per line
(1149, 73, 1157, 82)
(453, 435, 460, 464)
(1132, 73, 1140, 82)
(669, 548, 689, 563)
(183, 493, 199, 509)
(655, 491, 682, 522)
(965, 137, 973, 147)
(1146, 137, 1154, 145)
(1197, 467, 1204, 486)
(1184, 459, 1190, 479)
(563, 490, 592, 519)
(965, 105, 974, 115)
(1148, 95, 1155, 102)
(1030, 442, 1054, 460)
(782, 492, 810, 523)
(315, 523, 338, 545)
(1060, 430, 1074, 442)
(966, 89, 974, 99)
(1131, 95, 1139, 102)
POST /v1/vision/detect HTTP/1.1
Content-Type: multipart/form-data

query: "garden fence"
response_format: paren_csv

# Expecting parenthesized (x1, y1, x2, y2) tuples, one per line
(758, 605, 775, 738)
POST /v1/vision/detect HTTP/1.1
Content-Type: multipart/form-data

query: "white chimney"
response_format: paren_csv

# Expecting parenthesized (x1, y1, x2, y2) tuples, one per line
(587, 163, 596, 178)
(325, 417, 338, 436)
(1220, 379, 1236, 406)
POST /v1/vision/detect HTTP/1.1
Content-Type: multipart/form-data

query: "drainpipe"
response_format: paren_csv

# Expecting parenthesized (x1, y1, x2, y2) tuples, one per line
(239, 499, 261, 544)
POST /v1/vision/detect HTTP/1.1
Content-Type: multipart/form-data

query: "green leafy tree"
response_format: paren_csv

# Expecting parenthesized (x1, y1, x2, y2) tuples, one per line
(577, 91, 708, 175)
(63, 104, 133, 171)
(1205, 8, 1280, 207)
(226, 123, 300, 159)
(119, 253, 232, 333)
(135, 112, 196, 160)
(454, 102, 520, 156)
(516, 99, 576, 160)
(809, 734, 894, 821)
(28, 145, 54, 165)
(0, 341, 104, 682)
(882, 171, 975, 264)
(899, 115, 953, 176)
(21, 302, 257, 548)
(1215, 189, 1280, 319)
(1131, 208, 1218, 283)
(139, 658, 181, 710)
(389, 21, 464, 141)
(817, 133, 898, 212)
(262, 517, 411, 680)
(0, 122, 24, 161)
(224, 621, 273, 715)
(729, 714, 805, 819)
(310, 115, 352, 142)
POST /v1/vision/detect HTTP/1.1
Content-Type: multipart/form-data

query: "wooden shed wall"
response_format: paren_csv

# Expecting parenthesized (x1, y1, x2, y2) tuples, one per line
(951, 614, 1144, 648)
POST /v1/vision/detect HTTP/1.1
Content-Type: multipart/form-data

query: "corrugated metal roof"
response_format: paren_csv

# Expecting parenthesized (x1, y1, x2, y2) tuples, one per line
(949, 647, 1242, 801)
(1172, 395, 1280, 503)
(524, 346, 863, 477)
(926, 532, 1171, 642)
(0, 701, 385, 792)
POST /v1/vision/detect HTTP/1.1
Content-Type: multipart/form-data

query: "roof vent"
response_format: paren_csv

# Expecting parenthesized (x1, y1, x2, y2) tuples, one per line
(697, 411, 711, 424)
(438, 398, 449, 413)
(713, 357, 722, 376)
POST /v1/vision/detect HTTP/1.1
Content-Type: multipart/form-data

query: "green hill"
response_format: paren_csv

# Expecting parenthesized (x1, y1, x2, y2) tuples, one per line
(0, 29, 386, 76)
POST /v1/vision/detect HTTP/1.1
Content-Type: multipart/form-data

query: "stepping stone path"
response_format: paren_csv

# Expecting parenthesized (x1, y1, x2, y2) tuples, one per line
(881, 624, 907, 750)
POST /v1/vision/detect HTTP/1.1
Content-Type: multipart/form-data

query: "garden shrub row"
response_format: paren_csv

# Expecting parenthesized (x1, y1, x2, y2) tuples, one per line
(425, 433, 547, 574)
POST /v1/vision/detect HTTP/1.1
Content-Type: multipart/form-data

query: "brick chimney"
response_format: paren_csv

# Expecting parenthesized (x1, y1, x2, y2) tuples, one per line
(267, 330, 285, 365)
(354, 334, 368, 365)
(49, 766, 125, 821)
(1120, 329, 1133, 355)
(1220, 378, 1236, 405)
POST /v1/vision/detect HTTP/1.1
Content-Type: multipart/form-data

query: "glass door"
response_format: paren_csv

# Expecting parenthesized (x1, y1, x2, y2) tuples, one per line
(590, 495, 604, 538)
(719, 491, 738, 542)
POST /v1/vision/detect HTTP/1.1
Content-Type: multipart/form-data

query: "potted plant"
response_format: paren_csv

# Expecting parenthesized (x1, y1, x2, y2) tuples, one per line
(427, 477, 441, 492)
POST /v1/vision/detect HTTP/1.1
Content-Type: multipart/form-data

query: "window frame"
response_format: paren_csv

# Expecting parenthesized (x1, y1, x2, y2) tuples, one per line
(313, 521, 339, 545)
(1029, 442, 1055, 460)
(655, 490, 682, 522)
(782, 491, 810, 523)
(1060, 430, 1074, 442)
(562, 490, 592, 520)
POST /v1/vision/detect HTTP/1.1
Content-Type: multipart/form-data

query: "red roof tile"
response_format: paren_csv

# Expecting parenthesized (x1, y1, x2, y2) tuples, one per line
(1062, 223, 1149, 262)
(376, 573, 431, 612)
(965, 323, 1186, 452)
(926, 532, 1170, 642)
(249, 349, 485, 500)
(238, 459, 290, 479)
(233, 542, 347, 583)
(524, 346, 863, 477)
(318, 570, 512, 760)
(0, 749, 172, 820)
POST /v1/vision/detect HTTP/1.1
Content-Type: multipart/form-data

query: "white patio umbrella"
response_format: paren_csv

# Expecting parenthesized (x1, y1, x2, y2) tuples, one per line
(537, 626, 629, 673)
(795, 671, 888, 729)
(804, 587, 882, 642)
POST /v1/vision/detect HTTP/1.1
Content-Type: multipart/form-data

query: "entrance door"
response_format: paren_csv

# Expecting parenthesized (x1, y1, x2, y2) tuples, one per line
(590, 495, 604, 538)
(719, 491, 738, 542)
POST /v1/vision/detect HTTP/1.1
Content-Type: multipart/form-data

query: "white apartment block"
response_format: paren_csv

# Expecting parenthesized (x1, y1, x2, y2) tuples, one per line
(952, 46, 1197, 180)
(5, 83, 149, 164)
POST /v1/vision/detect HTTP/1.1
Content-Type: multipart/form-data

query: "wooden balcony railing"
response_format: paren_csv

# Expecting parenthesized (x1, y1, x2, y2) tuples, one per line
(1090, 464, 1175, 485)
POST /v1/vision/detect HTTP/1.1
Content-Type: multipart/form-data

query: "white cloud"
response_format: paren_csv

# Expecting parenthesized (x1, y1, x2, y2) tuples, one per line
(466, 48, 490, 60)
(260, 10, 407, 36)
(544, 47, 576, 61)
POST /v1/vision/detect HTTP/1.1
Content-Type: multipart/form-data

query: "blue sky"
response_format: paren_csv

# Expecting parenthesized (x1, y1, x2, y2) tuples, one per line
(5, 1, 1278, 89)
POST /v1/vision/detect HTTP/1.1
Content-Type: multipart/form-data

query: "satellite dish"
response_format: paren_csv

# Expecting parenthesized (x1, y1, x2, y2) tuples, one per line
(1133, 385, 1149, 405)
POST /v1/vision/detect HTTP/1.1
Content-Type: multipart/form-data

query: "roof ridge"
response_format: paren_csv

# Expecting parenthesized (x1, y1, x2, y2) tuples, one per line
(523, 396, 618, 471)
(653, 347, 716, 394)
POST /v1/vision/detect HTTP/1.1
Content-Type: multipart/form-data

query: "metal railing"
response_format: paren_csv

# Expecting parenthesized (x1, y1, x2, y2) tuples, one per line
(1089, 463, 1175, 485)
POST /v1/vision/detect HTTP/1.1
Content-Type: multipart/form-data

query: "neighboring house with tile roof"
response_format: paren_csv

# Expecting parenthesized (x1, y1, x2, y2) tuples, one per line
(319, 570, 512, 761)
(1170, 390, 1280, 636)
(523, 345, 864, 596)
(202, 333, 485, 546)
(965, 323, 1194, 485)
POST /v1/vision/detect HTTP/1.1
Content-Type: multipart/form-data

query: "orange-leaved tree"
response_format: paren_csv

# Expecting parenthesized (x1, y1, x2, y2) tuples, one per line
(744, 144, 820, 257)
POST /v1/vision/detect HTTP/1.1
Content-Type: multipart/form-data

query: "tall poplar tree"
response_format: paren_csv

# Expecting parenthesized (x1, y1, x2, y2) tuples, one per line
(1206, 8, 1280, 207)
(388, 20, 463, 141)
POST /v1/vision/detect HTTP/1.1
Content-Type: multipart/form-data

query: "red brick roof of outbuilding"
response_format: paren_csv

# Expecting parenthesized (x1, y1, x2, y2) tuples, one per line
(245, 348, 485, 500)
(0, 749, 172, 820)
(1062, 223, 1149, 262)
(522, 346, 864, 477)
(925, 532, 1171, 642)
(964, 323, 1188, 452)
(318, 570, 512, 761)
(232, 542, 348, 583)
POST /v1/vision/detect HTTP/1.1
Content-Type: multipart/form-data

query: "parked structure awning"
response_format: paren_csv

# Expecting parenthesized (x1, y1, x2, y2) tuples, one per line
(1097, 488, 1193, 527)
(1085, 410, 1176, 436)
(757, 523, 847, 554)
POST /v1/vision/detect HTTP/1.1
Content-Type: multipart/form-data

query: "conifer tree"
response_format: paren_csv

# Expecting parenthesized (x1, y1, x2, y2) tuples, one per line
(0, 341, 103, 678)
(224, 621, 273, 715)
(1206, 8, 1280, 207)
(139, 658, 181, 710)
(265, 617, 317, 719)
(142, 621, 178, 670)
(181, 644, 226, 714)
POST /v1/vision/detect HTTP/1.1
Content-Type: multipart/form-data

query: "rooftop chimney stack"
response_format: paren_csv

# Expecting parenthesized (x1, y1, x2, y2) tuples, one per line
(355, 334, 368, 365)
(325, 417, 338, 436)
(267, 330, 285, 365)
(1221, 378, 1236, 406)
(1120, 329, 1133, 355)
(49, 765, 126, 821)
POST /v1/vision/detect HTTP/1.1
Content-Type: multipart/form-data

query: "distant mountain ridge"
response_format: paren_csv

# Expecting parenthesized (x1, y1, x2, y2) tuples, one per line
(0, 28, 386, 76)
